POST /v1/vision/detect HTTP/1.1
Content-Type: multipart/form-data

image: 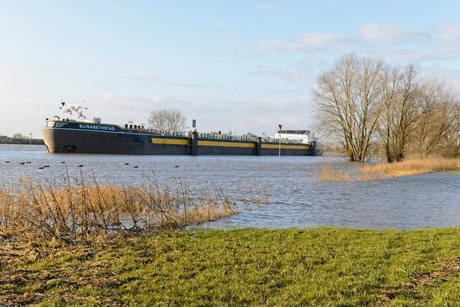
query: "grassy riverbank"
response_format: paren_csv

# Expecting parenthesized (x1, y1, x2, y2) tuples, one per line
(2, 227, 460, 306)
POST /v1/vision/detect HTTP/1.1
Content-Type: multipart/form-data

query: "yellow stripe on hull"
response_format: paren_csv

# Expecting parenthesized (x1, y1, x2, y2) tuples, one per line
(151, 138, 188, 145)
(262, 144, 310, 150)
(199, 140, 255, 148)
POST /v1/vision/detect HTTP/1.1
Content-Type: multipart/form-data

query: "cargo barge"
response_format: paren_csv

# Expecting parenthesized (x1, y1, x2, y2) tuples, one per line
(41, 103, 319, 156)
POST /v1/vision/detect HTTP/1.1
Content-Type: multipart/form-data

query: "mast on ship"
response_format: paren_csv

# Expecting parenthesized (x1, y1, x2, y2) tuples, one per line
(59, 101, 88, 120)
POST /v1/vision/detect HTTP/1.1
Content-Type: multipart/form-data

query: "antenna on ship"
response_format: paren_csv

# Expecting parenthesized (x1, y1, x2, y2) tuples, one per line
(59, 100, 88, 118)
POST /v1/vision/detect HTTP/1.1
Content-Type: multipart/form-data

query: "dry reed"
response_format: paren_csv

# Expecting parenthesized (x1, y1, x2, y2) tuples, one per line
(317, 164, 353, 182)
(317, 155, 460, 181)
(359, 155, 460, 179)
(0, 172, 245, 244)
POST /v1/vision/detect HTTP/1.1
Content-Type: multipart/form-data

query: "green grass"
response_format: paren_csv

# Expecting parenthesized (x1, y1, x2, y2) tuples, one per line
(2, 228, 460, 306)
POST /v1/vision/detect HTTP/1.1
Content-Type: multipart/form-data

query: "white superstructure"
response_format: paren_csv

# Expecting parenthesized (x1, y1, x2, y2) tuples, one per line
(273, 129, 315, 144)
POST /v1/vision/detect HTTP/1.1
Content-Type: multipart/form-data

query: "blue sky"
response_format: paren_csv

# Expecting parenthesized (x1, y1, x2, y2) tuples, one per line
(1, 0, 460, 138)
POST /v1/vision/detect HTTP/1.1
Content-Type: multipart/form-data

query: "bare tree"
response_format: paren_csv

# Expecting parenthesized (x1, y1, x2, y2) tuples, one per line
(438, 101, 460, 157)
(379, 64, 422, 162)
(410, 79, 458, 156)
(312, 53, 387, 162)
(147, 109, 186, 131)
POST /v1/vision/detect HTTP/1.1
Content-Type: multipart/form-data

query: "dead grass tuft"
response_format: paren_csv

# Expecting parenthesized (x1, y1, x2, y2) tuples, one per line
(317, 164, 353, 182)
(0, 172, 256, 245)
(376, 256, 460, 306)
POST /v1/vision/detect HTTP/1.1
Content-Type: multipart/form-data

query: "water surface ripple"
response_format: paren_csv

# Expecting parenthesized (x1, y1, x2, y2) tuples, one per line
(1, 144, 459, 230)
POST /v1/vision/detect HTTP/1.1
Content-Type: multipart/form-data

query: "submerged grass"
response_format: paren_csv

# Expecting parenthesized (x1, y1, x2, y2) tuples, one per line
(317, 164, 354, 182)
(2, 228, 460, 306)
(317, 155, 460, 181)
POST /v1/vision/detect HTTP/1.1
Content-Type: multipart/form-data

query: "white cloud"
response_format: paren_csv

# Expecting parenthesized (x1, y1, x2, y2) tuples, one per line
(251, 40, 281, 54)
(191, 96, 314, 135)
(251, 33, 350, 55)
(87, 94, 198, 126)
(226, 30, 242, 41)
(245, 21, 460, 112)
(210, 21, 226, 29)
(269, 86, 310, 97)
(297, 33, 349, 46)
(356, 22, 460, 64)
(422, 65, 460, 96)
(431, 22, 460, 55)
(357, 24, 425, 45)
(248, 65, 315, 83)
(208, 21, 242, 42)
(373, 47, 428, 63)
(129, 75, 226, 90)
(256, 2, 282, 13)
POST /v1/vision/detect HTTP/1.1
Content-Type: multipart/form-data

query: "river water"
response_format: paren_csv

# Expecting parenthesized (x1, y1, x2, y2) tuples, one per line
(1, 144, 459, 230)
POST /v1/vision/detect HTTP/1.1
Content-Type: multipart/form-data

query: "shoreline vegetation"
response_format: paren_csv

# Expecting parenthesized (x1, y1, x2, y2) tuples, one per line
(0, 136, 44, 145)
(318, 155, 460, 181)
(0, 172, 268, 245)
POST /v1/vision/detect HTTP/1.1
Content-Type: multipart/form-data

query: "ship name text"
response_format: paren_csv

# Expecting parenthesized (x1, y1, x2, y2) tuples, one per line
(79, 124, 116, 131)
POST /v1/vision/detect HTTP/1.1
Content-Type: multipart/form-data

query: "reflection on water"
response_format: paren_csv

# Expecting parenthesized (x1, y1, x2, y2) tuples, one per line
(1, 144, 460, 229)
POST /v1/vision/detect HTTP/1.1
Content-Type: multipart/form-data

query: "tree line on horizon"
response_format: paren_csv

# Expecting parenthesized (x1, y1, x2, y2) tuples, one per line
(313, 53, 460, 162)
(0, 134, 44, 145)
